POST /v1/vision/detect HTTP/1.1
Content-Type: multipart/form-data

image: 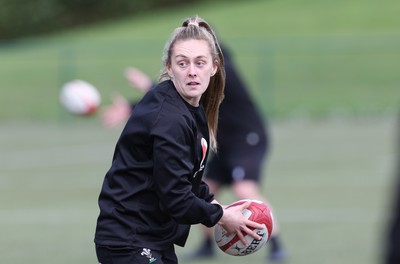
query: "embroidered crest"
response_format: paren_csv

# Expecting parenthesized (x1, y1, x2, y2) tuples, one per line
(141, 248, 157, 263)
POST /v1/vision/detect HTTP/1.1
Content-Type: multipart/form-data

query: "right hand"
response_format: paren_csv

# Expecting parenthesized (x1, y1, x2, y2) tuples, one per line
(124, 67, 152, 93)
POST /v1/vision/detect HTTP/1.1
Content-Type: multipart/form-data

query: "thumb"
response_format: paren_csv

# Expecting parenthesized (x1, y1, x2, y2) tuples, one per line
(238, 200, 251, 210)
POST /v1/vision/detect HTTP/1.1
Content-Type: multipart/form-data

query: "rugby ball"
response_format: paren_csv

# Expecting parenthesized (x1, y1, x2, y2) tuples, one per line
(214, 199, 273, 256)
(59, 79, 101, 116)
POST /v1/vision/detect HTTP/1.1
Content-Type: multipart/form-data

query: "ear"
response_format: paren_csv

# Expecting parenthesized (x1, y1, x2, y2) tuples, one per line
(211, 60, 218, 76)
(167, 64, 173, 78)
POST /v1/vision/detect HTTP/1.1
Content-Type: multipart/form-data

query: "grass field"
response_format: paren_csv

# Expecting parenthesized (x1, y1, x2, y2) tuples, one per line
(0, 0, 399, 263)
(0, 0, 399, 121)
(0, 117, 397, 263)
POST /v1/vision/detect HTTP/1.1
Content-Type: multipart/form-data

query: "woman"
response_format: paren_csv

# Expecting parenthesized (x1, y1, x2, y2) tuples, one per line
(94, 16, 264, 264)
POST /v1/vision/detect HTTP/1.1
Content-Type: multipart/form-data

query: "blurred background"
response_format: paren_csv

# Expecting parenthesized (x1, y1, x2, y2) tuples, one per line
(0, 0, 399, 263)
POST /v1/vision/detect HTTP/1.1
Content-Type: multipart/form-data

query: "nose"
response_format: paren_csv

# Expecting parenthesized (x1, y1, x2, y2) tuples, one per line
(188, 64, 197, 77)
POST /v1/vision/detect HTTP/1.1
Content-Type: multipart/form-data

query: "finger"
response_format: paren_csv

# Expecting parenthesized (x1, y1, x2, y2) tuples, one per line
(240, 201, 251, 209)
(245, 219, 265, 230)
(242, 226, 261, 240)
(233, 201, 250, 212)
(236, 229, 249, 246)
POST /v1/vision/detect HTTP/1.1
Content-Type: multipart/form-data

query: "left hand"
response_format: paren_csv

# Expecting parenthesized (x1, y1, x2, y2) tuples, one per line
(218, 201, 264, 246)
(101, 93, 132, 128)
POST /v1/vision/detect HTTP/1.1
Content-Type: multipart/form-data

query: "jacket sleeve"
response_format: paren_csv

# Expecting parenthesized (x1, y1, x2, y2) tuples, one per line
(197, 181, 215, 202)
(151, 110, 223, 227)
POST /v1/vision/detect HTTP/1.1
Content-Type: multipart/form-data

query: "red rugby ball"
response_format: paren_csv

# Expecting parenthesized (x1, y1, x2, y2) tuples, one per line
(214, 199, 274, 256)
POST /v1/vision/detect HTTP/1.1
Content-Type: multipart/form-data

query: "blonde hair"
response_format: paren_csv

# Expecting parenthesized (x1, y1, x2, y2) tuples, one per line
(160, 16, 226, 152)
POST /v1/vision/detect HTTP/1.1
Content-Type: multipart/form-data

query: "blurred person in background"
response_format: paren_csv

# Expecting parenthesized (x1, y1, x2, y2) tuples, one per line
(102, 44, 287, 262)
(384, 115, 400, 264)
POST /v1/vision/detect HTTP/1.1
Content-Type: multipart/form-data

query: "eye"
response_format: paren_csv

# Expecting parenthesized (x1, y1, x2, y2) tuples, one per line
(196, 61, 206, 67)
(177, 61, 188, 68)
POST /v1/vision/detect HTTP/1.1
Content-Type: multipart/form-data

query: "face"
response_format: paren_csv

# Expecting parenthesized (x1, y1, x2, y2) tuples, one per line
(167, 39, 218, 106)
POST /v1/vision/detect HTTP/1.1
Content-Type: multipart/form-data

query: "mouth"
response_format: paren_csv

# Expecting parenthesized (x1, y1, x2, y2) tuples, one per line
(187, 81, 200, 86)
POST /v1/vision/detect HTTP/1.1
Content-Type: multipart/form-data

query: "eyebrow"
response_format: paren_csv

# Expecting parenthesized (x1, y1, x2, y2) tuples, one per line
(174, 55, 208, 60)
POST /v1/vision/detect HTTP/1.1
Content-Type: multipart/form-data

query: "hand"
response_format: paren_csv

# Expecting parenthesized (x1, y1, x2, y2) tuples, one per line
(218, 201, 264, 246)
(124, 67, 152, 93)
(101, 93, 132, 128)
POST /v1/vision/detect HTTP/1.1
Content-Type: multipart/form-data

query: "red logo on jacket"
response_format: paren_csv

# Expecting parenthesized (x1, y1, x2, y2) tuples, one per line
(193, 137, 207, 178)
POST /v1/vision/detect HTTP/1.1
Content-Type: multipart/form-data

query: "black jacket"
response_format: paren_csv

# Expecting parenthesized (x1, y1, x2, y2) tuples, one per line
(94, 80, 223, 250)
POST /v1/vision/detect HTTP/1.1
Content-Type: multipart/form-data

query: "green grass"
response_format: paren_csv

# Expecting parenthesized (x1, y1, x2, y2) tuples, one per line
(0, 118, 396, 263)
(0, 0, 399, 121)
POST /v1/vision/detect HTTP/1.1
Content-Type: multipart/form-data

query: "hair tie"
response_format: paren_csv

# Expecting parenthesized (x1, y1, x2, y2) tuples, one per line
(187, 21, 199, 27)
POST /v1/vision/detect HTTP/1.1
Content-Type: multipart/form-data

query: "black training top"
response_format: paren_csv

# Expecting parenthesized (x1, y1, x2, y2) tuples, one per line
(94, 80, 223, 250)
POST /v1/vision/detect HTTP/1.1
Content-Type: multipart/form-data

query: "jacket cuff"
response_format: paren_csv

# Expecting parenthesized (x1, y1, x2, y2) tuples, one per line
(202, 203, 223, 227)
